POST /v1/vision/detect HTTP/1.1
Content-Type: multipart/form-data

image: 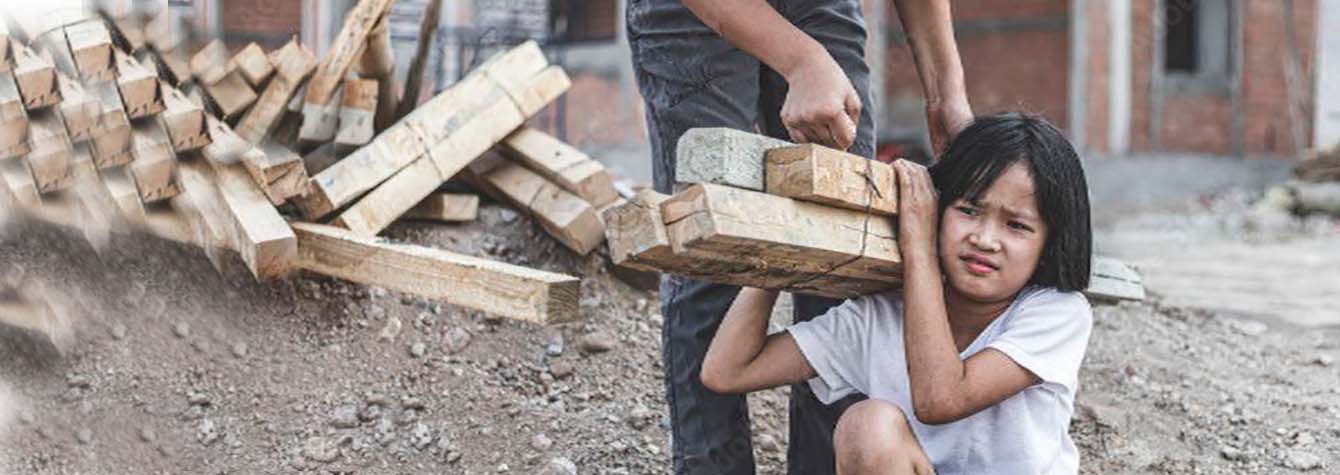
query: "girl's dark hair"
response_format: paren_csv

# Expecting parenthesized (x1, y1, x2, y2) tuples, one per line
(929, 112, 1092, 292)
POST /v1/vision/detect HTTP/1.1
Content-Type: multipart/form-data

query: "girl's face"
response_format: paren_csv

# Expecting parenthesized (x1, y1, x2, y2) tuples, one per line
(937, 162, 1049, 305)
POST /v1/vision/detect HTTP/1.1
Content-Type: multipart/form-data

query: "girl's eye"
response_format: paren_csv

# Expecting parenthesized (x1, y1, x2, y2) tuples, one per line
(1008, 221, 1033, 232)
(955, 205, 978, 216)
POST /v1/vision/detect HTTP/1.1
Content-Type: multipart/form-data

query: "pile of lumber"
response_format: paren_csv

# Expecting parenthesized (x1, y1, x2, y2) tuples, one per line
(604, 128, 1144, 301)
(0, 1, 632, 334)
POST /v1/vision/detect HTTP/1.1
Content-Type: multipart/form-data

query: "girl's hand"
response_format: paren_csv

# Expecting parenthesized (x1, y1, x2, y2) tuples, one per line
(893, 159, 938, 264)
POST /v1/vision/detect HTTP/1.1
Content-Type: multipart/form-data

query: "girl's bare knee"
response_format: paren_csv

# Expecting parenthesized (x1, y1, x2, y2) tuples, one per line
(835, 400, 924, 474)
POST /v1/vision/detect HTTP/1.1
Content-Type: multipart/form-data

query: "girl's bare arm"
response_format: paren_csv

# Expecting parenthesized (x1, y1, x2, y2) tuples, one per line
(700, 288, 817, 394)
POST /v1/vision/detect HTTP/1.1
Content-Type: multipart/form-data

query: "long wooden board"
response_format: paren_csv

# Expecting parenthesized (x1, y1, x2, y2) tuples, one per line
(56, 73, 99, 143)
(302, 0, 394, 108)
(88, 81, 132, 168)
(468, 161, 605, 255)
(159, 84, 210, 152)
(0, 71, 29, 159)
(114, 51, 163, 119)
(500, 127, 618, 208)
(24, 109, 74, 193)
(292, 222, 580, 324)
(403, 192, 478, 222)
(127, 118, 179, 202)
(235, 39, 316, 143)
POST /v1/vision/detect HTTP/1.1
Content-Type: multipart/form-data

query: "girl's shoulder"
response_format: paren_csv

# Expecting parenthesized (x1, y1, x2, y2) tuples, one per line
(1016, 286, 1091, 312)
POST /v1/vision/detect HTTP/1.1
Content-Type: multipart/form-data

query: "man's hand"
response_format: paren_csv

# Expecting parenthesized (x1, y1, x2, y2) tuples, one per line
(927, 97, 973, 156)
(781, 53, 861, 151)
(893, 159, 939, 263)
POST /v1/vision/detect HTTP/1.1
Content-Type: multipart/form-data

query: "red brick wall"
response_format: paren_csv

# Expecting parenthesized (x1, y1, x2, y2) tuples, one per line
(1161, 95, 1234, 153)
(220, 0, 303, 49)
(1085, 0, 1111, 152)
(1129, 0, 1154, 152)
(1241, 0, 1317, 155)
(883, 1, 1071, 133)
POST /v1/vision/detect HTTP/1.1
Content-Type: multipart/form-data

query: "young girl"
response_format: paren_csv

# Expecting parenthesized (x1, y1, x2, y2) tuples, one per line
(701, 113, 1093, 474)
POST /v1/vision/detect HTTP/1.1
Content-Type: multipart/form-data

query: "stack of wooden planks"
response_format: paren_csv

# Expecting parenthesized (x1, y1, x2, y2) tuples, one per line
(1, 2, 611, 326)
(605, 128, 1145, 301)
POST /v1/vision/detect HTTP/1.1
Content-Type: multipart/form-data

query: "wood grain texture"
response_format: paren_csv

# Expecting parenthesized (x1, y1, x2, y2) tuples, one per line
(765, 144, 898, 216)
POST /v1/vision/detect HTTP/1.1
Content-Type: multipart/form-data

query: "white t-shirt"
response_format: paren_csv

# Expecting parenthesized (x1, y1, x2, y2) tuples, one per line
(788, 286, 1093, 475)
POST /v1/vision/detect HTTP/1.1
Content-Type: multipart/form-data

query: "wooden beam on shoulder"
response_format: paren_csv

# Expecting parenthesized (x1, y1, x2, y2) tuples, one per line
(765, 144, 898, 216)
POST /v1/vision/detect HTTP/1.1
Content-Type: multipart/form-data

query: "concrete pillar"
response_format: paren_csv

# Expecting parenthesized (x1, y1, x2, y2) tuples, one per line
(1316, 0, 1340, 150)
(1108, 0, 1132, 155)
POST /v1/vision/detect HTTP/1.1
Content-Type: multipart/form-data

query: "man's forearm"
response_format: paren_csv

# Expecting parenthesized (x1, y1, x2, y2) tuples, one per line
(681, 0, 829, 80)
(892, 0, 968, 107)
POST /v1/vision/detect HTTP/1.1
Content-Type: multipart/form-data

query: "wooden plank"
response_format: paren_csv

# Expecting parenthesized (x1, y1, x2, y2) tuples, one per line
(501, 127, 619, 208)
(229, 43, 274, 87)
(662, 183, 903, 284)
(114, 50, 164, 119)
(302, 0, 394, 107)
(292, 221, 580, 324)
(0, 71, 29, 159)
(12, 41, 60, 110)
(204, 70, 256, 120)
(402, 192, 478, 222)
(88, 81, 132, 168)
(599, 189, 890, 298)
(100, 166, 145, 224)
(468, 161, 605, 255)
(102, 14, 146, 53)
(395, 0, 443, 120)
(64, 20, 115, 82)
(293, 41, 556, 221)
(67, 144, 114, 249)
(204, 155, 298, 279)
(127, 118, 179, 202)
(765, 144, 899, 216)
(1085, 256, 1146, 302)
(234, 39, 315, 143)
(0, 160, 39, 207)
(55, 73, 99, 143)
(358, 15, 398, 131)
(159, 83, 210, 152)
(24, 109, 74, 193)
(245, 141, 308, 205)
(334, 78, 377, 148)
(171, 157, 241, 269)
(143, 9, 185, 53)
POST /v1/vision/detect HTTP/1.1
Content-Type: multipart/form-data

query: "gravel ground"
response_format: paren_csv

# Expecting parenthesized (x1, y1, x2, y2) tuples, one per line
(1, 191, 1337, 474)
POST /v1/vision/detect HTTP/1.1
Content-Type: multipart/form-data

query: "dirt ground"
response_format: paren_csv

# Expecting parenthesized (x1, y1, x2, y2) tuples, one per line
(0, 186, 1337, 474)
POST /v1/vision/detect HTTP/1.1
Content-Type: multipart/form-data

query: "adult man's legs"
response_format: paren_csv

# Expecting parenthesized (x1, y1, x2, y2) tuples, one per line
(756, 1, 877, 474)
(627, 1, 767, 473)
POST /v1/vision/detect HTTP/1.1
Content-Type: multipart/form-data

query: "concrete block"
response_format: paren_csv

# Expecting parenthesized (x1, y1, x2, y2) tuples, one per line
(674, 128, 791, 191)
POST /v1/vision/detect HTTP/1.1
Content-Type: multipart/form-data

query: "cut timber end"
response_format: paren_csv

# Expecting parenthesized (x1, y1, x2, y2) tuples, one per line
(56, 74, 100, 143)
(190, 39, 230, 84)
(292, 222, 580, 324)
(207, 71, 258, 120)
(159, 84, 210, 152)
(88, 82, 133, 169)
(501, 127, 619, 208)
(230, 43, 274, 87)
(297, 84, 343, 143)
(206, 157, 297, 280)
(602, 189, 673, 269)
(334, 78, 377, 147)
(64, 20, 115, 82)
(765, 144, 898, 216)
(246, 142, 309, 205)
(0, 71, 30, 159)
(403, 192, 479, 222)
(675, 127, 791, 191)
(12, 42, 60, 110)
(128, 119, 180, 202)
(25, 109, 75, 194)
(114, 51, 164, 119)
(477, 162, 605, 255)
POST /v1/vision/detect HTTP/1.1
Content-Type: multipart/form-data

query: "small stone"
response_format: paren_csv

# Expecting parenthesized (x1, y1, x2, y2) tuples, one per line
(378, 316, 403, 341)
(411, 423, 433, 450)
(1220, 446, 1246, 461)
(409, 342, 427, 358)
(231, 342, 249, 358)
(530, 432, 553, 450)
(18, 411, 33, 425)
(173, 322, 191, 338)
(369, 286, 388, 300)
(66, 374, 91, 389)
(446, 327, 472, 354)
(756, 433, 781, 453)
(545, 333, 565, 357)
(497, 463, 510, 473)
(499, 209, 519, 223)
(302, 436, 345, 463)
(330, 405, 360, 428)
(1281, 450, 1324, 470)
(187, 391, 211, 407)
(539, 457, 577, 475)
(1227, 319, 1268, 336)
(75, 428, 93, 445)
(549, 361, 575, 380)
(401, 397, 425, 410)
(578, 332, 617, 354)
(627, 404, 656, 430)
(139, 427, 157, 442)
(197, 418, 219, 446)
(110, 323, 127, 340)
(1310, 355, 1334, 367)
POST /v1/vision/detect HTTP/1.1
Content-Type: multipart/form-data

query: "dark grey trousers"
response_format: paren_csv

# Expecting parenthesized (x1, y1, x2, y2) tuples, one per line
(626, 1, 875, 473)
